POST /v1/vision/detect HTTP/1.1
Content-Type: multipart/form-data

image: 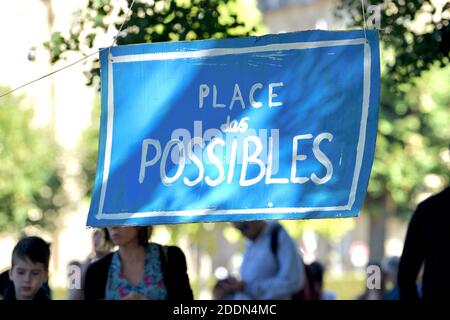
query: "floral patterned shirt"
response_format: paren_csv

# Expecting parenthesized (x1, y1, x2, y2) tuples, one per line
(105, 243, 168, 300)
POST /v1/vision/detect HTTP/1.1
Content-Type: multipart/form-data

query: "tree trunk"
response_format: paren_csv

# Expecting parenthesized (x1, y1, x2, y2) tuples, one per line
(369, 194, 395, 262)
(368, 196, 390, 262)
(369, 212, 385, 262)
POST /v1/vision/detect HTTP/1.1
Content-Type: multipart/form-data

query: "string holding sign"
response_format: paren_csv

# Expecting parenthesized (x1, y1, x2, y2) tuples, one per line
(361, 0, 368, 43)
(0, 0, 136, 99)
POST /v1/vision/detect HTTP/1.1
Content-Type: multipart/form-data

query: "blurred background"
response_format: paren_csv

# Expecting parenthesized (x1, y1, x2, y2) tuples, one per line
(0, 0, 449, 300)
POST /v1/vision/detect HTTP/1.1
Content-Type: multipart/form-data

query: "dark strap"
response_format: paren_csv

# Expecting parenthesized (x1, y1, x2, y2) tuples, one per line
(84, 252, 114, 300)
(161, 245, 169, 265)
(268, 224, 312, 300)
(270, 224, 282, 273)
(270, 224, 282, 256)
(157, 244, 194, 301)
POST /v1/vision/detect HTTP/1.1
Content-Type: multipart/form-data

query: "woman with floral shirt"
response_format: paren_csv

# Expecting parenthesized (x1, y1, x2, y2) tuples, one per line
(84, 226, 193, 300)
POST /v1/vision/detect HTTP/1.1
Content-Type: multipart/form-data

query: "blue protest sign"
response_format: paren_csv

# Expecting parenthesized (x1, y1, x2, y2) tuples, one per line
(87, 30, 380, 227)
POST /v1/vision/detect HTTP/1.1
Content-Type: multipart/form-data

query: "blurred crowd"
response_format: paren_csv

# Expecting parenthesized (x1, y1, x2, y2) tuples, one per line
(0, 186, 448, 301)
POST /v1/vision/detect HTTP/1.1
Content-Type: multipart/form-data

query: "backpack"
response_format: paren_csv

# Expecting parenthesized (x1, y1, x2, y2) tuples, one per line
(270, 225, 320, 300)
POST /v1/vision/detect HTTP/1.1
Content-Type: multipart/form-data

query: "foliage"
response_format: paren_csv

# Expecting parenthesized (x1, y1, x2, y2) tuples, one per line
(324, 271, 365, 300)
(336, 1, 450, 219)
(336, 0, 450, 85)
(0, 86, 66, 234)
(44, 0, 264, 86)
(77, 97, 101, 198)
(282, 218, 356, 243)
(368, 64, 450, 218)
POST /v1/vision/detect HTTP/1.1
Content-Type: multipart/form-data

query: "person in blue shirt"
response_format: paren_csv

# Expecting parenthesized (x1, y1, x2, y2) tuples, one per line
(214, 220, 304, 300)
(381, 256, 400, 300)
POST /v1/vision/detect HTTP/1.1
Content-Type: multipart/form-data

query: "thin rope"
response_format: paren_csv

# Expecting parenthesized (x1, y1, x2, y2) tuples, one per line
(0, 0, 136, 99)
(111, 0, 136, 48)
(0, 51, 99, 99)
(360, 0, 368, 43)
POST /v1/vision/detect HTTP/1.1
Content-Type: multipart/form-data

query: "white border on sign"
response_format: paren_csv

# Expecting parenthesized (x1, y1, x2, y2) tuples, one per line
(96, 38, 371, 220)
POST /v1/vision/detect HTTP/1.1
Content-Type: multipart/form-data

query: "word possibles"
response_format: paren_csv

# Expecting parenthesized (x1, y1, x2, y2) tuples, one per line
(139, 129, 334, 188)
(138, 83, 334, 187)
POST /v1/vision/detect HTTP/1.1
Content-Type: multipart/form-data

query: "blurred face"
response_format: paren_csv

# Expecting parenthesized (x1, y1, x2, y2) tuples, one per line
(9, 257, 48, 300)
(93, 230, 109, 254)
(232, 221, 265, 240)
(107, 226, 140, 247)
